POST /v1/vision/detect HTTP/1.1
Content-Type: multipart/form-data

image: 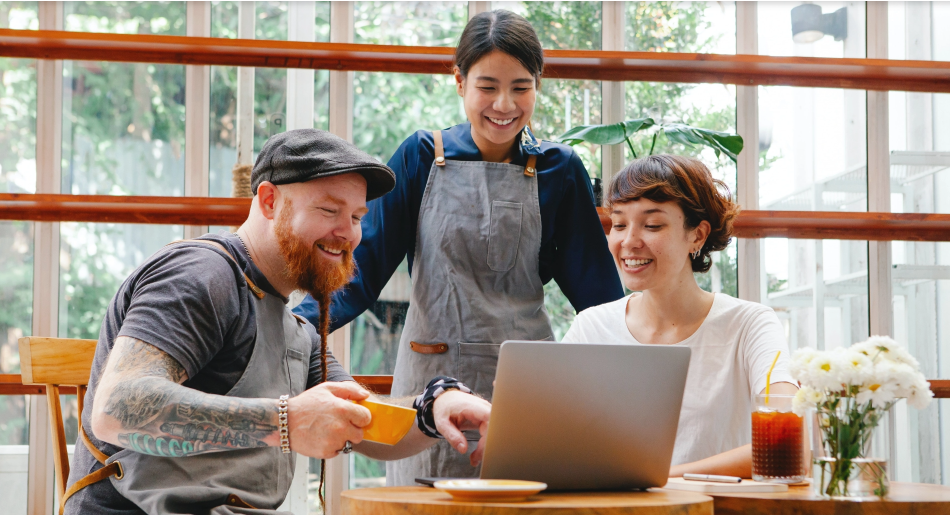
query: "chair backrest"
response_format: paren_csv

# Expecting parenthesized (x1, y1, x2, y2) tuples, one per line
(19, 337, 97, 502)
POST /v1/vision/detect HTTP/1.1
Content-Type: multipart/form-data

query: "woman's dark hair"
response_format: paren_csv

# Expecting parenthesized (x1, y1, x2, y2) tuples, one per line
(455, 10, 544, 85)
(606, 154, 740, 273)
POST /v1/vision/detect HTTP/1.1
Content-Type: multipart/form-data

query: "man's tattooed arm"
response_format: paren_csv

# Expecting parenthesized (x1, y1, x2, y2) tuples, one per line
(91, 336, 280, 457)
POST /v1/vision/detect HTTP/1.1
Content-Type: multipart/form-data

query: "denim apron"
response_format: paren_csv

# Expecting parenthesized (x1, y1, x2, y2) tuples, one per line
(73, 240, 311, 515)
(386, 130, 554, 486)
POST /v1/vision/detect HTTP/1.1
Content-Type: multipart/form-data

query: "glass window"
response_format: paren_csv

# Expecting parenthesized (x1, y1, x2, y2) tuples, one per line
(62, 2, 187, 196)
(1, 6, 37, 512)
(757, 2, 868, 353)
(758, 1, 865, 59)
(0, 220, 32, 515)
(208, 1, 331, 198)
(0, 1, 38, 194)
(887, 0, 950, 486)
(625, 2, 739, 299)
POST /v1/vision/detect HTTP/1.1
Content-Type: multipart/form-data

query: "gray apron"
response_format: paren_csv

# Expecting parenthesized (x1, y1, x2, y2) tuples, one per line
(386, 130, 553, 486)
(105, 241, 311, 515)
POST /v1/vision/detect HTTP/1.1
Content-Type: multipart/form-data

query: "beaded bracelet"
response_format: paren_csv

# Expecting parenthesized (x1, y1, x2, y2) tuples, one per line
(412, 376, 472, 439)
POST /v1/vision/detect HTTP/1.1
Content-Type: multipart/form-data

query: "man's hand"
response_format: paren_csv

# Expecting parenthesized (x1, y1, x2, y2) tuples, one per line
(287, 382, 372, 459)
(432, 390, 492, 466)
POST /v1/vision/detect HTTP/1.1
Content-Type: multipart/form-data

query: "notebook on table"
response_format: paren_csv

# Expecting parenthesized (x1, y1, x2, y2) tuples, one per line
(662, 477, 789, 493)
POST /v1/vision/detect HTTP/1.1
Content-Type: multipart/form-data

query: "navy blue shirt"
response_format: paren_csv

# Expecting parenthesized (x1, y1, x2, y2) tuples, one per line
(294, 122, 623, 330)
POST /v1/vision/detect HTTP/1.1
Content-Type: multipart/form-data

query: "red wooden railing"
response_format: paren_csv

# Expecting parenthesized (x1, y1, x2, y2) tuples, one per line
(2, 29, 950, 92)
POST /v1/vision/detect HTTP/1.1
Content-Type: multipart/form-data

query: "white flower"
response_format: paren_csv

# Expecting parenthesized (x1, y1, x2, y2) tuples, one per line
(860, 335, 919, 368)
(856, 381, 898, 408)
(792, 386, 826, 416)
(790, 347, 821, 384)
(838, 349, 873, 386)
(907, 378, 934, 410)
(804, 352, 847, 391)
(879, 361, 920, 398)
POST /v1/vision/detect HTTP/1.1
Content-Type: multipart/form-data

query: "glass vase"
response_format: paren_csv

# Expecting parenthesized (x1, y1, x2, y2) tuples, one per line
(808, 403, 891, 499)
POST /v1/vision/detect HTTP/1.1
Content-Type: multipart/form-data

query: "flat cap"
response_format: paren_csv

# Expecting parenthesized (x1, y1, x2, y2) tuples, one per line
(251, 129, 396, 201)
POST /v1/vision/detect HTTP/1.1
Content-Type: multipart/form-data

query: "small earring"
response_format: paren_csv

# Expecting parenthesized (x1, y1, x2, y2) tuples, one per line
(690, 249, 700, 260)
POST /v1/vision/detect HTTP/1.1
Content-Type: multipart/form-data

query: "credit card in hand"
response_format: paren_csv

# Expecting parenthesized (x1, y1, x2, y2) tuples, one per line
(356, 399, 416, 445)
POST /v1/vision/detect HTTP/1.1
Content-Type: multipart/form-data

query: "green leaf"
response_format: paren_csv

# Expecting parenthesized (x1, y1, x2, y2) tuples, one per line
(558, 118, 654, 146)
(660, 123, 744, 162)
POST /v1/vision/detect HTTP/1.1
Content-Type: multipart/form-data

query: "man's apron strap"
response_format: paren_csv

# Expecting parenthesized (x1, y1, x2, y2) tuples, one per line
(60, 460, 124, 515)
(433, 130, 446, 166)
(167, 239, 266, 299)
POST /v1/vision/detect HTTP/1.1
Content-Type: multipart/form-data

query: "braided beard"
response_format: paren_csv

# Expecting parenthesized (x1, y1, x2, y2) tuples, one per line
(274, 198, 355, 509)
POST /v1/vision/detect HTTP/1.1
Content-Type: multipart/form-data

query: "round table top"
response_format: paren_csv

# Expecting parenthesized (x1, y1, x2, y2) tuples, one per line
(705, 482, 950, 515)
(341, 486, 714, 515)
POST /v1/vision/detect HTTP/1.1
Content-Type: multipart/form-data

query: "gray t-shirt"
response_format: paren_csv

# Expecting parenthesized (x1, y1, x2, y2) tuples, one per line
(66, 232, 351, 514)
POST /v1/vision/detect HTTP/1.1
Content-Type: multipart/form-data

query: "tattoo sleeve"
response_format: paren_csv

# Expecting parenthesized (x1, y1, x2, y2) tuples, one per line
(102, 337, 278, 457)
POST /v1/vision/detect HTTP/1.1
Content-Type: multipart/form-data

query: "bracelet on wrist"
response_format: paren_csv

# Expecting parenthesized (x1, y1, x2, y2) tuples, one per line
(278, 395, 290, 454)
(412, 376, 472, 439)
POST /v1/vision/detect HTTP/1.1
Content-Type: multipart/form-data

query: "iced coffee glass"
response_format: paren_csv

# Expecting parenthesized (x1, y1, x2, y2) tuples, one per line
(751, 394, 806, 483)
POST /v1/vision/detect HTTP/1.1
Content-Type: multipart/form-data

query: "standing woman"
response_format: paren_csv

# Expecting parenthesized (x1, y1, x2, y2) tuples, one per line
(295, 10, 623, 484)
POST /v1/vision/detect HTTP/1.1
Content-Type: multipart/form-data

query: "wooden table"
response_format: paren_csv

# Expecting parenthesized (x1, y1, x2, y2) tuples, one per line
(707, 482, 950, 515)
(341, 486, 714, 515)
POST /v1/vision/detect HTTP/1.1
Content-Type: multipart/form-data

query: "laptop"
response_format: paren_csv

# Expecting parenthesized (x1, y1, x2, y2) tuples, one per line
(478, 340, 690, 491)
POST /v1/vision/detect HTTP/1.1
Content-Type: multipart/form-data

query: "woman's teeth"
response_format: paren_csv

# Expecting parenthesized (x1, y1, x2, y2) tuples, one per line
(624, 258, 652, 267)
(488, 117, 515, 126)
(317, 244, 343, 255)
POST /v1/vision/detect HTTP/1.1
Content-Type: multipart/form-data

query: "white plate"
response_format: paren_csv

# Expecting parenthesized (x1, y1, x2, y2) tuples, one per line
(433, 479, 547, 502)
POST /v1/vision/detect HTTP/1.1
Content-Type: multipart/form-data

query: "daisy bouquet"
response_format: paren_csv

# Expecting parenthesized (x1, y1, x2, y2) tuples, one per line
(790, 336, 933, 498)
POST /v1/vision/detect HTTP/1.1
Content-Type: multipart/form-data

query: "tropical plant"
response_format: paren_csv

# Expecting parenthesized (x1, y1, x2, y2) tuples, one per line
(559, 117, 744, 162)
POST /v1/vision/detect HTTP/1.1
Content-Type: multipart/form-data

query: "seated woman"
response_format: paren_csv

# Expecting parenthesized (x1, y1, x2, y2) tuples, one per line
(562, 154, 798, 478)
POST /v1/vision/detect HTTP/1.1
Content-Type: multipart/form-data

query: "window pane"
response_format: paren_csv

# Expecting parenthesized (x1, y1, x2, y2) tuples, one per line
(0, 2, 38, 194)
(1, 6, 36, 511)
(59, 223, 183, 339)
(208, 1, 330, 198)
(495, 1, 601, 51)
(63, 2, 187, 196)
(758, 1, 865, 58)
(756, 3, 870, 355)
(887, 1, 950, 487)
(624, 3, 739, 300)
(627, 1, 735, 55)
(0, 221, 33, 499)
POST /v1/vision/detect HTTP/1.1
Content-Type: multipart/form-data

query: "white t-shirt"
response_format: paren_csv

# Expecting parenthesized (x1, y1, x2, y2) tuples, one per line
(562, 293, 795, 466)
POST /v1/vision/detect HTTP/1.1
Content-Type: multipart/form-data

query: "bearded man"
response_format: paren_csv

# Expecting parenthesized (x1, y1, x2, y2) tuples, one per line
(65, 129, 491, 515)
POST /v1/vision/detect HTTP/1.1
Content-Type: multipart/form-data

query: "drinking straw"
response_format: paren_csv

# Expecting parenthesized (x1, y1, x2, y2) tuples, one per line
(765, 350, 781, 405)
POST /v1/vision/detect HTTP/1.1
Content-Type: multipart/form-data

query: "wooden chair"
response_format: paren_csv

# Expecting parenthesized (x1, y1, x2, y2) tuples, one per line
(18, 337, 99, 509)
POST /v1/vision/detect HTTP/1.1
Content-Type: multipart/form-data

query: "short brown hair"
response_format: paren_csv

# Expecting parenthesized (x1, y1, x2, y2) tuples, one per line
(605, 154, 739, 273)
(455, 10, 544, 86)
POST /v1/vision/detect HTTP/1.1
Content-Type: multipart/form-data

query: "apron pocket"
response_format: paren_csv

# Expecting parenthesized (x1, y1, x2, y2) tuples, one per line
(285, 348, 308, 395)
(487, 201, 523, 272)
(456, 342, 501, 400)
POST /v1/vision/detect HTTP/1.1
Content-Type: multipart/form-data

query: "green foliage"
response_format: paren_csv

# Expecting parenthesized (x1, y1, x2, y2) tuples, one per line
(352, 2, 468, 162)
(559, 115, 743, 163)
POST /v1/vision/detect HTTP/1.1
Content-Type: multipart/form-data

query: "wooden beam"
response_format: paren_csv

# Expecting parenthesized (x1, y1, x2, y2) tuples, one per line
(3, 29, 950, 93)
(732, 210, 950, 242)
(596, 208, 950, 242)
(0, 193, 250, 225)
(4, 196, 950, 241)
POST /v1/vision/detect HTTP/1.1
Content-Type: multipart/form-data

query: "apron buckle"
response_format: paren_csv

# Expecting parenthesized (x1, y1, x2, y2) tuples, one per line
(410, 341, 449, 354)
